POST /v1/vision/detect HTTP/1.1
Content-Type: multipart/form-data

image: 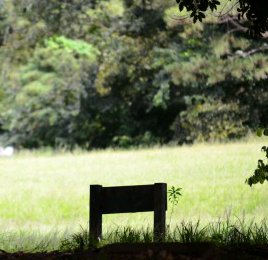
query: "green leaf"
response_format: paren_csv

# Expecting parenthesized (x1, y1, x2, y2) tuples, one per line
(190, 11, 195, 18)
(256, 128, 264, 137)
(263, 128, 268, 136)
(213, 0, 220, 5)
(199, 12, 205, 18)
(179, 3, 184, 11)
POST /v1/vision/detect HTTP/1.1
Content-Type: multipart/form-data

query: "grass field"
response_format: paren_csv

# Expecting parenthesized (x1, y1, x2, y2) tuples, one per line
(0, 137, 268, 251)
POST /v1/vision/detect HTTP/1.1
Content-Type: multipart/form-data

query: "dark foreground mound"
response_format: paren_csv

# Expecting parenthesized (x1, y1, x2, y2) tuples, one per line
(1, 242, 268, 259)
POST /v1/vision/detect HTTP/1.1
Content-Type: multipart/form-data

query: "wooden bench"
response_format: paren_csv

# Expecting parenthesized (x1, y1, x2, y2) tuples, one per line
(89, 183, 167, 242)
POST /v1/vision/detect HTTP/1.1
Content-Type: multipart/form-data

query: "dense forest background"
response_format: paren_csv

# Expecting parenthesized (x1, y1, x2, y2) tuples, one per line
(0, 0, 267, 149)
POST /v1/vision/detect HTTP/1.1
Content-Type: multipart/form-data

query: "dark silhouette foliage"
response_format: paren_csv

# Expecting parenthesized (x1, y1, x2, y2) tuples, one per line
(176, 0, 268, 37)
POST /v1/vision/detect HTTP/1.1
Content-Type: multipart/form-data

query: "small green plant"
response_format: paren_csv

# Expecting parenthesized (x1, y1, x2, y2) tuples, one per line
(167, 186, 182, 228)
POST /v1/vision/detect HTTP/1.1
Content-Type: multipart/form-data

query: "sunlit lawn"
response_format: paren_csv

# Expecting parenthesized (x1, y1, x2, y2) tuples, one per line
(0, 137, 268, 251)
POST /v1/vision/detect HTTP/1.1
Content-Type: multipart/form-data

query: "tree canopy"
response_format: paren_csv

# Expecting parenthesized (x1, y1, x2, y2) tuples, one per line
(0, 0, 267, 150)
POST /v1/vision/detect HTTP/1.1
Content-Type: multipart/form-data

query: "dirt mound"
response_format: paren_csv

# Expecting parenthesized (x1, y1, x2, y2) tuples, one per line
(1, 242, 268, 259)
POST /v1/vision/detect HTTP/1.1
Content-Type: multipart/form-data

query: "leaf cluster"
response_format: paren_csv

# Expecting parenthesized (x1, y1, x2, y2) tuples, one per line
(177, 0, 220, 23)
(246, 128, 268, 186)
(246, 146, 268, 186)
(176, 0, 268, 37)
(168, 186, 182, 205)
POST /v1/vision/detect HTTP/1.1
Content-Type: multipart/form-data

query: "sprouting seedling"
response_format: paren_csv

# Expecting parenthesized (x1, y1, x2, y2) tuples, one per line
(168, 186, 182, 229)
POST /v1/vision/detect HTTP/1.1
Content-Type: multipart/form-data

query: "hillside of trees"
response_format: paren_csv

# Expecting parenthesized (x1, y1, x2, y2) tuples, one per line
(0, 0, 267, 149)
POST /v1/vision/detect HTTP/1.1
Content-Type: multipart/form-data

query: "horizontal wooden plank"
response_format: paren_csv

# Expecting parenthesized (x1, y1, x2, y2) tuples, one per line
(101, 185, 155, 214)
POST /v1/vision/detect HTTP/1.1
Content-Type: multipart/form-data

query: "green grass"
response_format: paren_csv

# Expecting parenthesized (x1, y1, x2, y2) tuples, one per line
(60, 218, 268, 252)
(0, 136, 268, 251)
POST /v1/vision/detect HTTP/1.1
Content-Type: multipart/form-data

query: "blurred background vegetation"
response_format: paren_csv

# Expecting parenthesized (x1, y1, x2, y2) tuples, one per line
(0, 0, 267, 150)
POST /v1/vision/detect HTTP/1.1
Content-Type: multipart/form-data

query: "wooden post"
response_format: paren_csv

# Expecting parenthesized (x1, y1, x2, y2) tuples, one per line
(89, 185, 102, 243)
(153, 183, 167, 242)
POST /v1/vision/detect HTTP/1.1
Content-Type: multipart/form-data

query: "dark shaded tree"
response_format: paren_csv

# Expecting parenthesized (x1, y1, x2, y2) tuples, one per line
(0, 0, 267, 151)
